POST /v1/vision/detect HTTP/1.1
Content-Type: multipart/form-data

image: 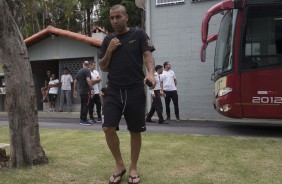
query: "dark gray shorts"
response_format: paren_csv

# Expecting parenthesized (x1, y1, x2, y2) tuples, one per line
(102, 85, 146, 132)
(48, 94, 57, 102)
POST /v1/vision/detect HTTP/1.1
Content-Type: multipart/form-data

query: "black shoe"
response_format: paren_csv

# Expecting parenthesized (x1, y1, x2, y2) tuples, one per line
(80, 120, 93, 126)
(88, 119, 96, 124)
(159, 120, 168, 124)
(166, 117, 171, 121)
(96, 117, 102, 123)
(146, 119, 156, 123)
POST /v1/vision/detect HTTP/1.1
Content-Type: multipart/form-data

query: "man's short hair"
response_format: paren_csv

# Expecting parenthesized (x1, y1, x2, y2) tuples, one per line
(110, 4, 127, 15)
(83, 61, 89, 67)
(155, 65, 163, 71)
(163, 61, 170, 68)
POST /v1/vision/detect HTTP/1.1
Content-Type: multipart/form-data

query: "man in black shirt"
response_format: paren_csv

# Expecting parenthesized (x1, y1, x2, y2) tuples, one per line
(99, 4, 156, 184)
(73, 61, 93, 125)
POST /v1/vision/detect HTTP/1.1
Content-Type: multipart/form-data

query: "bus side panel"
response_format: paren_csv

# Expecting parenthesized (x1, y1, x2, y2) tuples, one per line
(239, 4, 282, 119)
(241, 68, 282, 119)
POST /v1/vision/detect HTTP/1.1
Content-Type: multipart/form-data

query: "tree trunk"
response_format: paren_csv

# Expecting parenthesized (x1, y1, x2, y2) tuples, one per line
(0, 0, 48, 167)
(86, 8, 91, 36)
(84, 10, 87, 35)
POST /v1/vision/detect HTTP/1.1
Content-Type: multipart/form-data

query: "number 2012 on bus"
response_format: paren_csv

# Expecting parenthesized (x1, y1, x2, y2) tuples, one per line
(252, 97, 282, 104)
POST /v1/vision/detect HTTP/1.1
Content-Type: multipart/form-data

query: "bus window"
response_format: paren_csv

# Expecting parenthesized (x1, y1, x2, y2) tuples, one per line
(242, 5, 282, 70)
(214, 10, 233, 79)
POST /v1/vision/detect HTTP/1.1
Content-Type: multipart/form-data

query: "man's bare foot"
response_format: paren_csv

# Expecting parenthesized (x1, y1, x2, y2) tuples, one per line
(128, 169, 140, 184)
(128, 175, 140, 184)
(109, 167, 126, 184)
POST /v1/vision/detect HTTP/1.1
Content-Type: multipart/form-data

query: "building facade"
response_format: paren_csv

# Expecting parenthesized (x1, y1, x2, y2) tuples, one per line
(25, 26, 102, 111)
(148, 0, 224, 119)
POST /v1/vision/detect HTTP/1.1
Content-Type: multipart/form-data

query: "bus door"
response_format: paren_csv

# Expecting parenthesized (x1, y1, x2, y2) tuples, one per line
(240, 5, 282, 118)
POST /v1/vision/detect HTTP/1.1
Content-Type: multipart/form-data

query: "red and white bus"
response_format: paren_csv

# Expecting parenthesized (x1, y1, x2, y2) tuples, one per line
(201, 0, 282, 119)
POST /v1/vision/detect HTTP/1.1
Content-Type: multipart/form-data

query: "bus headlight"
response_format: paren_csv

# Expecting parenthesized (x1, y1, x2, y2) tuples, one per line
(218, 87, 232, 97)
(219, 104, 232, 112)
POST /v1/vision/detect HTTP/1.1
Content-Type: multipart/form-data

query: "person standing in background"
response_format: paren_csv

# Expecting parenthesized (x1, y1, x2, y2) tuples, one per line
(48, 73, 59, 112)
(73, 61, 93, 125)
(88, 62, 102, 123)
(161, 61, 180, 121)
(59, 67, 73, 112)
(146, 65, 167, 124)
(41, 70, 51, 102)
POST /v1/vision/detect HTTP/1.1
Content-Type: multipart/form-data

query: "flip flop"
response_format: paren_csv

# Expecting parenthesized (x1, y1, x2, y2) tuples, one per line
(128, 175, 140, 184)
(109, 169, 126, 184)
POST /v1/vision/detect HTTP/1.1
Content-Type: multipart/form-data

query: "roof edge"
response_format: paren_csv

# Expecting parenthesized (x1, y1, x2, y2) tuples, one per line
(24, 26, 102, 47)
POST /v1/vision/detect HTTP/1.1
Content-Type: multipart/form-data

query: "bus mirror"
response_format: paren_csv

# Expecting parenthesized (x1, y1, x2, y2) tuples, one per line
(201, 34, 218, 62)
(201, 43, 207, 62)
(210, 73, 215, 81)
(207, 34, 218, 43)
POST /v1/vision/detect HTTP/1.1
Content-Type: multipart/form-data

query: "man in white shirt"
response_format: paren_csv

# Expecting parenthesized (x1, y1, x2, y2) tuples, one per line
(59, 68, 73, 112)
(161, 61, 180, 121)
(48, 73, 59, 112)
(88, 62, 102, 122)
(146, 65, 167, 124)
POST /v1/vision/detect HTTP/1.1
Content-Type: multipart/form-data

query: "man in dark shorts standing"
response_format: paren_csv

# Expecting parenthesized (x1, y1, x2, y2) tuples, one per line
(99, 4, 156, 184)
(48, 73, 59, 112)
(73, 61, 93, 125)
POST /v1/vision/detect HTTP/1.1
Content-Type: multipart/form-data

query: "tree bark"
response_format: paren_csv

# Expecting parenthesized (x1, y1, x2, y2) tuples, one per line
(86, 8, 92, 36)
(0, 0, 48, 167)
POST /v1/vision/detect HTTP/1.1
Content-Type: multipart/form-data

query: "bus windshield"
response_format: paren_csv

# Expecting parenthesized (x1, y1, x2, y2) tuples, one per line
(242, 5, 282, 70)
(214, 10, 233, 78)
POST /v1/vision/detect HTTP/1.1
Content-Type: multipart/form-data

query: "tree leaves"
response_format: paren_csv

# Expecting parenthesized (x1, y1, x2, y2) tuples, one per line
(18, 0, 143, 38)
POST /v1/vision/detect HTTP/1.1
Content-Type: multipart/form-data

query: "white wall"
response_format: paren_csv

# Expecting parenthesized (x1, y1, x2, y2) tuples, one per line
(150, 0, 225, 119)
(27, 36, 99, 61)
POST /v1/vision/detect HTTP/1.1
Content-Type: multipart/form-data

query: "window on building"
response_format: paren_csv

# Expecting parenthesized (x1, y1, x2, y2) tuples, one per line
(156, 0, 185, 6)
(191, 0, 213, 3)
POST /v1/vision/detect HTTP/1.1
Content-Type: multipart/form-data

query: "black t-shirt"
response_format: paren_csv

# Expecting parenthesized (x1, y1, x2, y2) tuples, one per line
(99, 28, 155, 88)
(75, 67, 91, 94)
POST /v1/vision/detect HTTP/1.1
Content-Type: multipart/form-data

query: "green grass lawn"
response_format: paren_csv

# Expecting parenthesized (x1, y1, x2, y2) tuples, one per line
(0, 126, 281, 184)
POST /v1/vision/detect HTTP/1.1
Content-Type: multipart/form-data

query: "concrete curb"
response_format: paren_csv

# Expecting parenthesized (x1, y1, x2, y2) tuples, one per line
(0, 111, 79, 119)
(0, 111, 281, 124)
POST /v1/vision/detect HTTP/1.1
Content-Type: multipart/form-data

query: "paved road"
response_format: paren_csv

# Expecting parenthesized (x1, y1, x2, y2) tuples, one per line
(0, 117, 281, 138)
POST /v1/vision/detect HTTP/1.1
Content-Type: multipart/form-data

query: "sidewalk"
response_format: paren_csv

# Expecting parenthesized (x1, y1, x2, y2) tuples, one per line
(0, 111, 225, 121)
(0, 111, 281, 124)
(0, 111, 79, 119)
